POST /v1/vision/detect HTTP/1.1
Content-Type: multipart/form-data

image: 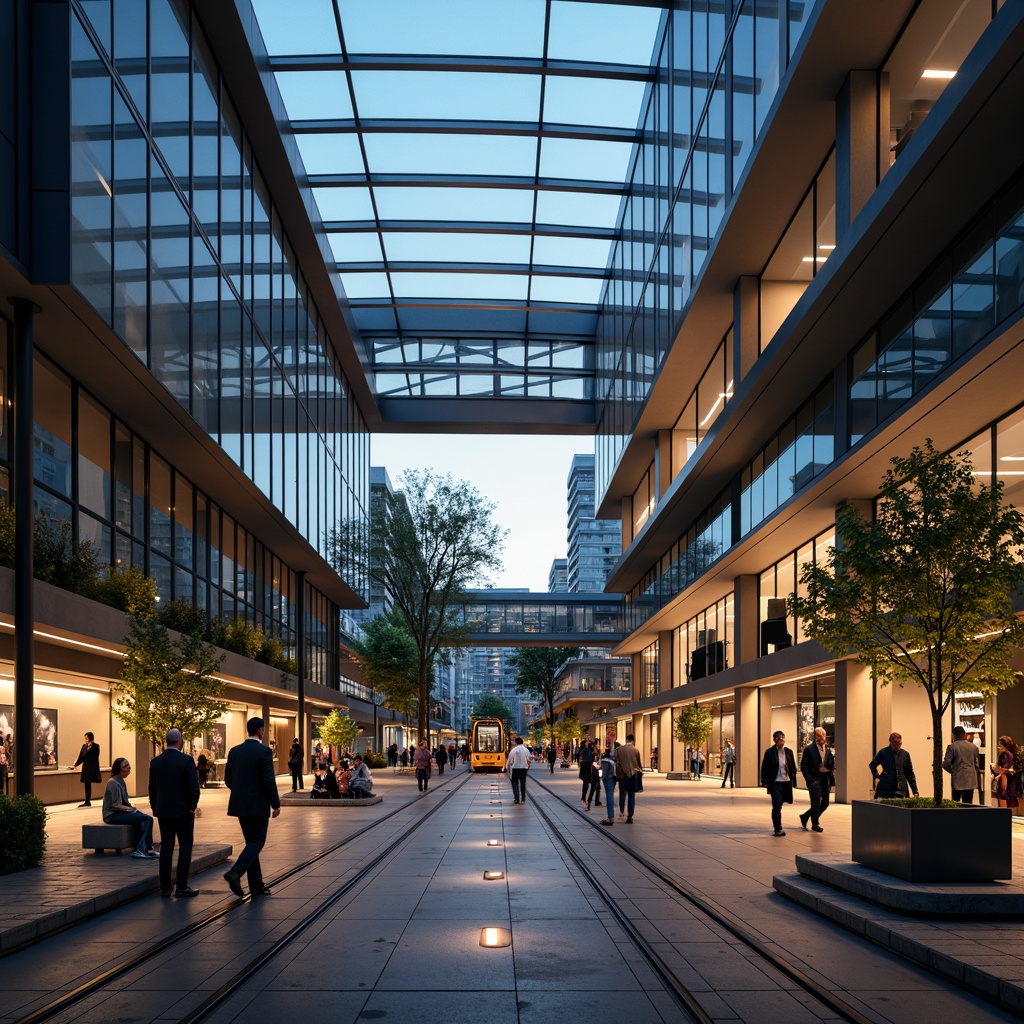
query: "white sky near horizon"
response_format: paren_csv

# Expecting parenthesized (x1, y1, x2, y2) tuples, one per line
(370, 433, 592, 592)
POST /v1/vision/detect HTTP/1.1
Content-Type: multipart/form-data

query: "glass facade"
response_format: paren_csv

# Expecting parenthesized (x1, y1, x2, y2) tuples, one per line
(69, 0, 369, 573)
(675, 593, 734, 686)
(596, 1, 818, 498)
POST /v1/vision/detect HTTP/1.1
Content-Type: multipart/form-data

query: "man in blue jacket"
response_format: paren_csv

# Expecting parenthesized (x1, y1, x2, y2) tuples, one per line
(149, 727, 201, 897)
(223, 717, 281, 898)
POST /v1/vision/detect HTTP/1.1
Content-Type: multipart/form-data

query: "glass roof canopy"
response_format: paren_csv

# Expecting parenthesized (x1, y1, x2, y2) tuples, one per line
(249, 0, 665, 418)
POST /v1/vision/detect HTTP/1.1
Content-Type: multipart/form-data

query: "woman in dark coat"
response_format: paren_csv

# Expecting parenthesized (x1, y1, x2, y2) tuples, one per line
(287, 739, 304, 792)
(434, 744, 447, 775)
(73, 731, 102, 807)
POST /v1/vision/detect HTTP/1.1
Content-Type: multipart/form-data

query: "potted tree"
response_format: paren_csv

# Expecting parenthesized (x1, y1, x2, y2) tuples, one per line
(790, 441, 1024, 881)
(675, 702, 714, 780)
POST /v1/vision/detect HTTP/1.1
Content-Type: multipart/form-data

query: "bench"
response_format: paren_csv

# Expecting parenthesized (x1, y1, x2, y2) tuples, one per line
(82, 822, 141, 854)
(279, 792, 382, 807)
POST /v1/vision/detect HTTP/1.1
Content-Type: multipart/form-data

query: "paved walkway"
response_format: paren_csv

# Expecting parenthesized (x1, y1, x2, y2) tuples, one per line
(1, 764, 1023, 1022)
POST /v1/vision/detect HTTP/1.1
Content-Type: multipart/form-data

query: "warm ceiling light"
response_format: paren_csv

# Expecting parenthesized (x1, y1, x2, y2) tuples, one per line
(486, 839, 501, 846)
(922, 69, 956, 79)
(480, 926, 511, 947)
(802, 256, 828, 263)
(483, 870, 505, 880)
(1000, 456, 1024, 461)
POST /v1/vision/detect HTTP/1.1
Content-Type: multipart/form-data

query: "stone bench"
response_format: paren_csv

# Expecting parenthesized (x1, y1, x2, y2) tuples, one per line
(279, 792, 382, 807)
(82, 822, 141, 854)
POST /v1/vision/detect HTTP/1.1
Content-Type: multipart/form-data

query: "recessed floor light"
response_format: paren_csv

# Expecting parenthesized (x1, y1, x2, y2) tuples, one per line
(487, 839, 501, 846)
(483, 870, 504, 880)
(480, 926, 511, 947)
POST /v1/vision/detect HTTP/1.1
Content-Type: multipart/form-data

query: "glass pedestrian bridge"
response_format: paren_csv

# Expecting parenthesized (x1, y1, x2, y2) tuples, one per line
(461, 591, 626, 646)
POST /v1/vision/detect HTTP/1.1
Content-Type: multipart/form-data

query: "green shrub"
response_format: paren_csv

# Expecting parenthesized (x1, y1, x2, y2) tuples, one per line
(0, 794, 47, 874)
(33, 514, 101, 594)
(277, 656, 298, 676)
(94, 565, 158, 618)
(215, 618, 265, 660)
(159, 598, 209, 636)
(0, 500, 15, 569)
(257, 633, 283, 667)
(877, 797, 969, 809)
(363, 750, 386, 769)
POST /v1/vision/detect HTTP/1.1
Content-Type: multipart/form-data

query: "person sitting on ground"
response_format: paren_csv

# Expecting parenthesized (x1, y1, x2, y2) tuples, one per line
(348, 754, 374, 798)
(336, 759, 352, 798)
(311, 762, 339, 799)
(102, 757, 158, 858)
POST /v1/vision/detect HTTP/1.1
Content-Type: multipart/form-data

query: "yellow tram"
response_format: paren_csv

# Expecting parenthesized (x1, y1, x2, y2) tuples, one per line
(470, 718, 507, 772)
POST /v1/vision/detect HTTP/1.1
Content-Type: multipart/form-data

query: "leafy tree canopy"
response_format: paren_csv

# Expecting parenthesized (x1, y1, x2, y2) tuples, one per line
(471, 693, 515, 734)
(508, 646, 581, 741)
(554, 716, 586, 745)
(675, 701, 713, 748)
(351, 610, 424, 720)
(317, 709, 360, 753)
(329, 469, 506, 742)
(113, 616, 227, 745)
(789, 441, 1024, 803)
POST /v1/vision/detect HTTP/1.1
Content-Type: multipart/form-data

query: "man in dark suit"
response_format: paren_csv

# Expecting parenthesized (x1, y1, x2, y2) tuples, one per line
(223, 717, 281, 898)
(760, 730, 798, 836)
(869, 732, 919, 798)
(149, 727, 201, 898)
(799, 727, 836, 832)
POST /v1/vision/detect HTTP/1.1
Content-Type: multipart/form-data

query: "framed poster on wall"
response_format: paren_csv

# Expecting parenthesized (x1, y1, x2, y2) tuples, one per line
(0, 704, 59, 768)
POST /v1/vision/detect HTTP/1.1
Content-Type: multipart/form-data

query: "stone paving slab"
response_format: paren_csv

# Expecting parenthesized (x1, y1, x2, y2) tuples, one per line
(0, 843, 232, 955)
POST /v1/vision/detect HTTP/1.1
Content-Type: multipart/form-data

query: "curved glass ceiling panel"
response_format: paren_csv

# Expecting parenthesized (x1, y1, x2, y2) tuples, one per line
(338, 0, 546, 58)
(296, 134, 364, 175)
(543, 76, 649, 130)
(548, 1, 664, 64)
(382, 232, 532, 264)
(533, 235, 613, 269)
(329, 231, 384, 264)
(275, 72, 353, 120)
(373, 187, 535, 223)
(530, 275, 606, 304)
(311, 185, 375, 221)
(250, 0, 666, 409)
(391, 272, 528, 301)
(363, 133, 538, 176)
(351, 71, 541, 121)
(539, 137, 634, 182)
(341, 272, 391, 299)
(535, 190, 623, 228)
(250, 0, 340, 55)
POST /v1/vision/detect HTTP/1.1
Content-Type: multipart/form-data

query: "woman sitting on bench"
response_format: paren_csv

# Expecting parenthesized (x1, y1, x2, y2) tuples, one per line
(103, 757, 157, 858)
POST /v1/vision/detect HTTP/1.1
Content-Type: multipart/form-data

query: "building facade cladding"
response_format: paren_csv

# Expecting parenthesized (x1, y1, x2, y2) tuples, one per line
(0, 0, 371, 712)
(595, 1, 1024, 796)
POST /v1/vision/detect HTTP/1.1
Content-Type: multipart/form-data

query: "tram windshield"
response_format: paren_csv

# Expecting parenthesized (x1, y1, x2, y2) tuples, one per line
(476, 723, 501, 753)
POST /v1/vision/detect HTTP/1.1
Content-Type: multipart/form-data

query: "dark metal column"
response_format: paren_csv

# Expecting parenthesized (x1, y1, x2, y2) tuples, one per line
(9, 297, 39, 797)
(296, 570, 306, 745)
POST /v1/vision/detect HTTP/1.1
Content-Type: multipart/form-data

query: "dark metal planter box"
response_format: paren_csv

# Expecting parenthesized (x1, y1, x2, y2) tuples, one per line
(851, 800, 1013, 882)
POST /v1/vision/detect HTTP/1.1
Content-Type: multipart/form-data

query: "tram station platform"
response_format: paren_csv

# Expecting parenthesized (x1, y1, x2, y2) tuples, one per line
(1, 763, 1023, 1022)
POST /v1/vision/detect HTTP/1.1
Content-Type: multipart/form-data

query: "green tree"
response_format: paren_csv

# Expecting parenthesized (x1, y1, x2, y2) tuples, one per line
(328, 469, 506, 743)
(471, 693, 514, 734)
(789, 441, 1024, 804)
(555, 716, 586, 748)
(351, 610, 423, 721)
(675, 702, 713, 773)
(317, 709, 361, 754)
(113, 616, 228, 745)
(508, 646, 581, 743)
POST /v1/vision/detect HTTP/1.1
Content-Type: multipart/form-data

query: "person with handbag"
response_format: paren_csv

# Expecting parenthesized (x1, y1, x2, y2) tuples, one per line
(614, 733, 642, 823)
(992, 735, 1020, 809)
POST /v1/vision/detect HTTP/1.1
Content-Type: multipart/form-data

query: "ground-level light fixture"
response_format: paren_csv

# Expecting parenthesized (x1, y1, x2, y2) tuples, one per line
(483, 870, 505, 880)
(487, 839, 501, 846)
(480, 926, 511, 947)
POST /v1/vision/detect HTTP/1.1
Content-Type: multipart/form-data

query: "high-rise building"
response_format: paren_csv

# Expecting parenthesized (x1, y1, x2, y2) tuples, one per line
(566, 455, 620, 593)
(547, 559, 568, 593)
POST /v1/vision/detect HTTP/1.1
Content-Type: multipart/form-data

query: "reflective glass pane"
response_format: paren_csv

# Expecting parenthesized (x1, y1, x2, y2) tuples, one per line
(383, 232, 530, 264)
(353, 71, 540, 121)
(535, 190, 622, 228)
(363, 133, 537, 175)
(250, 0, 341, 54)
(375, 186, 534, 223)
(275, 72, 353, 119)
(543, 76, 647, 129)
(547, 1, 662, 64)
(78, 392, 112, 519)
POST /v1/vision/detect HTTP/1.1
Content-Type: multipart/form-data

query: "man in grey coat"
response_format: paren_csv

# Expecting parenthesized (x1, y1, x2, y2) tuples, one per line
(223, 717, 281, 898)
(943, 725, 981, 803)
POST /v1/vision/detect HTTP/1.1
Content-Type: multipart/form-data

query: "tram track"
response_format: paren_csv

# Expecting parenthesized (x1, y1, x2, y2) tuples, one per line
(11, 771, 474, 1024)
(532, 774, 876, 1024)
